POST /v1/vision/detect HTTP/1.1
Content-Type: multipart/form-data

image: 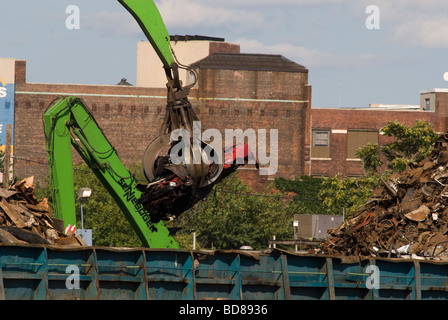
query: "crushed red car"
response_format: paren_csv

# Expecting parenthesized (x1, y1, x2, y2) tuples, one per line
(137, 143, 258, 223)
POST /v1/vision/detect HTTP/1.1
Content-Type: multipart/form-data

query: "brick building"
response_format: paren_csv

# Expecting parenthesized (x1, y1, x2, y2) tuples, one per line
(310, 90, 448, 177)
(9, 38, 311, 190)
(10, 35, 446, 185)
(137, 35, 240, 88)
(190, 52, 311, 182)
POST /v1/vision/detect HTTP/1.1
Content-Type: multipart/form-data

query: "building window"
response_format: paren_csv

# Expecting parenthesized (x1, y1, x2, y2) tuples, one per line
(425, 98, 430, 110)
(312, 129, 330, 158)
(314, 130, 330, 146)
(347, 130, 378, 159)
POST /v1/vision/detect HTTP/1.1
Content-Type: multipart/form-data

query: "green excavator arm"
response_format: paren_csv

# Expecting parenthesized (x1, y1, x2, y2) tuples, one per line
(118, 0, 211, 190)
(43, 96, 179, 248)
(118, 0, 175, 72)
(42, 0, 204, 248)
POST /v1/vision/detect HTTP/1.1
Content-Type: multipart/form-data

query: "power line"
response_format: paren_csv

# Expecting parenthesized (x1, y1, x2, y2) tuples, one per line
(12, 156, 91, 174)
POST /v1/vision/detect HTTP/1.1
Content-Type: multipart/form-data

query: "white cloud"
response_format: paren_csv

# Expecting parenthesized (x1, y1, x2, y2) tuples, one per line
(235, 38, 328, 68)
(82, 1, 448, 51)
(156, 0, 264, 31)
(193, 0, 348, 7)
(234, 38, 398, 70)
(392, 13, 448, 48)
(352, 0, 448, 48)
(83, 11, 142, 36)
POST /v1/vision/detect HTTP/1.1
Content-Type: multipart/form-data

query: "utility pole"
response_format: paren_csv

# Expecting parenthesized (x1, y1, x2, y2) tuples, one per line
(3, 124, 12, 186)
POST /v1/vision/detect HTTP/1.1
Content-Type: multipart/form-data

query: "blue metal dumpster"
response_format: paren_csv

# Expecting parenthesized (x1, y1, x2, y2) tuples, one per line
(0, 244, 447, 300)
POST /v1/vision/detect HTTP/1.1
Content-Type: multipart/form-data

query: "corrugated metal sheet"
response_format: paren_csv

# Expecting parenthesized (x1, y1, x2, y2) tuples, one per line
(0, 244, 447, 300)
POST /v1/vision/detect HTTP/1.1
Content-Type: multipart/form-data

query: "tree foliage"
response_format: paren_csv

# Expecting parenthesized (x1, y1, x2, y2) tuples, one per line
(273, 174, 378, 219)
(37, 163, 142, 247)
(175, 173, 293, 250)
(357, 120, 438, 173)
(318, 174, 380, 218)
(355, 143, 381, 175)
(274, 176, 326, 215)
(73, 164, 142, 247)
(33, 121, 439, 249)
(37, 164, 294, 249)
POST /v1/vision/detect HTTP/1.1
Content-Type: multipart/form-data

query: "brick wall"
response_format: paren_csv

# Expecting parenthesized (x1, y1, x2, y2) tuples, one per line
(310, 107, 444, 176)
(13, 59, 311, 191)
(435, 92, 448, 129)
(209, 42, 240, 55)
(193, 68, 311, 185)
(16, 58, 447, 184)
(14, 60, 169, 181)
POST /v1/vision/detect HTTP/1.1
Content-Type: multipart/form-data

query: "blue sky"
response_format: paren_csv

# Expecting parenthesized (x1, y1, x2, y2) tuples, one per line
(2, 0, 448, 108)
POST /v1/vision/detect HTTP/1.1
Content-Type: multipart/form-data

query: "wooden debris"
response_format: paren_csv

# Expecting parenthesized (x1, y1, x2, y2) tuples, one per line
(0, 198, 26, 228)
(0, 176, 85, 246)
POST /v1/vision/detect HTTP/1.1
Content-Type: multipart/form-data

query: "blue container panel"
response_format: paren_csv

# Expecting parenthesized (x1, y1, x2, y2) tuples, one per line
(98, 280, 145, 300)
(0, 246, 47, 300)
(48, 279, 91, 300)
(3, 279, 42, 300)
(331, 259, 371, 300)
(286, 255, 330, 300)
(192, 252, 242, 300)
(147, 282, 190, 300)
(240, 254, 284, 300)
(333, 288, 371, 300)
(243, 284, 281, 300)
(46, 248, 98, 300)
(419, 262, 448, 300)
(2, 245, 448, 300)
(95, 249, 147, 300)
(145, 250, 194, 300)
(195, 283, 235, 300)
(290, 287, 326, 300)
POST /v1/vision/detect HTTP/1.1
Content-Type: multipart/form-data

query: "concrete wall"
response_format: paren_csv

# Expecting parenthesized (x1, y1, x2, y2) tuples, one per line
(136, 39, 240, 88)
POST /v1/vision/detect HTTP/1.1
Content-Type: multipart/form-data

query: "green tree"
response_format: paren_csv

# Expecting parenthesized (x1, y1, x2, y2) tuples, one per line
(356, 143, 382, 175)
(357, 120, 438, 173)
(274, 175, 327, 215)
(72, 163, 142, 247)
(318, 174, 380, 218)
(37, 163, 142, 247)
(176, 173, 293, 250)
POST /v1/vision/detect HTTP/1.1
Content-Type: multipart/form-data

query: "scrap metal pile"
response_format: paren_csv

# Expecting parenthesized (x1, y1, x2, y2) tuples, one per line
(321, 133, 448, 260)
(0, 177, 86, 246)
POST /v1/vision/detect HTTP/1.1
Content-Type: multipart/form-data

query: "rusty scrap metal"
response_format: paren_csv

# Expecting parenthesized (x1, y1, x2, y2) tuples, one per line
(321, 133, 448, 260)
